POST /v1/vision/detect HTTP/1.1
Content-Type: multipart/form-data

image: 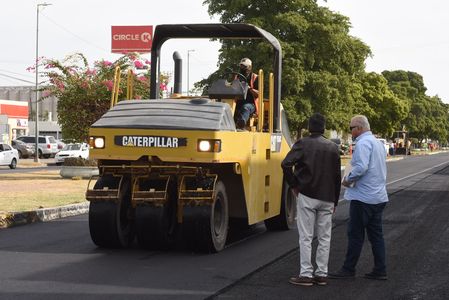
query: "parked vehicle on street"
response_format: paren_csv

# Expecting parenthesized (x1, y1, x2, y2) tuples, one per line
(15, 135, 59, 158)
(330, 138, 349, 155)
(56, 139, 66, 150)
(11, 140, 35, 158)
(0, 143, 19, 169)
(54, 143, 89, 165)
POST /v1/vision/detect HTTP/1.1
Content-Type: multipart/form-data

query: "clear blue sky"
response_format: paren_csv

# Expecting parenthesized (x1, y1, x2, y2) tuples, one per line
(1, 0, 448, 102)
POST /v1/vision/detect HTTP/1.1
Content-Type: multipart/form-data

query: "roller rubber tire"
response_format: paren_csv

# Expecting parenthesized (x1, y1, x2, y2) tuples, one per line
(89, 176, 135, 248)
(264, 179, 296, 230)
(182, 181, 229, 253)
(136, 181, 178, 250)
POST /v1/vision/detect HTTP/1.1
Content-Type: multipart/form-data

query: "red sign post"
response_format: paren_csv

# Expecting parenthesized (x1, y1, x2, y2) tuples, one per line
(111, 26, 153, 53)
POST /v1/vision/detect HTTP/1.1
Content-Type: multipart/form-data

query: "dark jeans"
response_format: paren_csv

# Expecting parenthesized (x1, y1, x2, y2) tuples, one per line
(235, 102, 255, 125)
(342, 200, 387, 275)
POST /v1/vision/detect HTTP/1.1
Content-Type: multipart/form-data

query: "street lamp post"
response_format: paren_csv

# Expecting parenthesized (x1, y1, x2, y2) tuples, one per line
(34, 2, 51, 162)
(187, 49, 195, 96)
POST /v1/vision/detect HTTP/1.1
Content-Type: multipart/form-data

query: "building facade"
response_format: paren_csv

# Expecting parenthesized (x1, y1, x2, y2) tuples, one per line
(0, 86, 62, 143)
(0, 99, 29, 143)
(0, 86, 59, 122)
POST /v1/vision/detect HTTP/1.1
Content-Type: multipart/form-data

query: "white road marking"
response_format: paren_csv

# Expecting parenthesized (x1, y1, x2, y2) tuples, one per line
(386, 160, 449, 186)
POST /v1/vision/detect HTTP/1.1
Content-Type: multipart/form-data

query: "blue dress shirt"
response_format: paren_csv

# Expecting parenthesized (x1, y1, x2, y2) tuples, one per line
(344, 131, 389, 204)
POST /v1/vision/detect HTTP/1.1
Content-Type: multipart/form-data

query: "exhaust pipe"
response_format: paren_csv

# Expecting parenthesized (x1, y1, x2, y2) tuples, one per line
(173, 51, 182, 96)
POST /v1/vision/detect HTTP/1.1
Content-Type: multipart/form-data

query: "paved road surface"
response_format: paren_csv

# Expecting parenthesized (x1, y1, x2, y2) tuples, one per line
(0, 153, 448, 300)
(213, 153, 449, 299)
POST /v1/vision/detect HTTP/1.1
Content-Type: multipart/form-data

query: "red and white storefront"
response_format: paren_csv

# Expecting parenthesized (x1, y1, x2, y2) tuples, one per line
(0, 99, 29, 144)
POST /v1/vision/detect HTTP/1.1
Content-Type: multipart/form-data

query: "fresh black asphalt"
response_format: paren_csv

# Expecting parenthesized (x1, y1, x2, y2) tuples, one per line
(0, 153, 448, 299)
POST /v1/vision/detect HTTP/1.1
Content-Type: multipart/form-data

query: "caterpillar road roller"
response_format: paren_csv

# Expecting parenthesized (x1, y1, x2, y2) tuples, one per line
(86, 23, 295, 253)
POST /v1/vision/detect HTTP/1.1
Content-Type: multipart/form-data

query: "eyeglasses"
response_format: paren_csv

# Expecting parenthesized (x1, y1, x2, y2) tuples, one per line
(349, 126, 358, 131)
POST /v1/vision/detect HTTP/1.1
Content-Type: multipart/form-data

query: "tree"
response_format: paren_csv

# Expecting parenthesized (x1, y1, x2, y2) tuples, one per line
(203, 0, 372, 135)
(382, 70, 449, 144)
(356, 72, 408, 137)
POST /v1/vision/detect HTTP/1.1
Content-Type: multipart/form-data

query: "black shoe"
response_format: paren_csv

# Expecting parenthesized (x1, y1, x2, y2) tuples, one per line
(328, 269, 355, 279)
(236, 118, 246, 129)
(364, 272, 387, 280)
(289, 276, 314, 286)
(313, 276, 328, 286)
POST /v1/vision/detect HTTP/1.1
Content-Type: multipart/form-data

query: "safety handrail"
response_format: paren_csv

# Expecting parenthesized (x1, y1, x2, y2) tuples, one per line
(269, 73, 274, 133)
(126, 69, 134, 100)
(258, 69, 264, 132)
(110, 66, 121, 108)
(110, 67, 135, 108)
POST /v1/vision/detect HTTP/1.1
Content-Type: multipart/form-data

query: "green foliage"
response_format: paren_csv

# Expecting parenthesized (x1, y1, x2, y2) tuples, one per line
(203, 0, 373, 136)
(357, 72, 409, 137)
(202, 0, 448, 145)
(382, 70, 449, 143)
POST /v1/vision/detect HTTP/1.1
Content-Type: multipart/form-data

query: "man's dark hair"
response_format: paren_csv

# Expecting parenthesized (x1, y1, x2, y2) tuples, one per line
(308, 113, 326, 134)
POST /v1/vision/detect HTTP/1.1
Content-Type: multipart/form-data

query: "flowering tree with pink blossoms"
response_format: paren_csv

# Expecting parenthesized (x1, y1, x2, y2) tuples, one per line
(36, 53, 170, 142)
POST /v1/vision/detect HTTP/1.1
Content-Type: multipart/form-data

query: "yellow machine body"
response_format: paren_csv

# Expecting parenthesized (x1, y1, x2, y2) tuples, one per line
(89, 123, 290, 224)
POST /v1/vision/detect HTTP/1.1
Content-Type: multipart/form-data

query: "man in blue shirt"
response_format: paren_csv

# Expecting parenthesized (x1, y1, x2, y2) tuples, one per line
(330, 115, 389, 280)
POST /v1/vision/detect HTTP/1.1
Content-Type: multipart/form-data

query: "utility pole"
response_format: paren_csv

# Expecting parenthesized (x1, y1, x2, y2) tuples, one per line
(34, 2, 51, 162)
(187, 49, 195, 95)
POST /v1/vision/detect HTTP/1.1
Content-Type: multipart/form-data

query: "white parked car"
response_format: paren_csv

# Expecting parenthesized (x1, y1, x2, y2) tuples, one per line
(0, 143, 19, 169)
(54, 143, 89, 165)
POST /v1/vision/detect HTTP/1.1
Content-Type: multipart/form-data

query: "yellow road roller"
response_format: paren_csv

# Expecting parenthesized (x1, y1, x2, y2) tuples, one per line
(86, 23, 295, 253)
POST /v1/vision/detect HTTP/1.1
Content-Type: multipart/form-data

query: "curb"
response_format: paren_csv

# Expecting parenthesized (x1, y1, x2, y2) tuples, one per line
(17, 163, 48, 169)
(0, 201, 89, 229)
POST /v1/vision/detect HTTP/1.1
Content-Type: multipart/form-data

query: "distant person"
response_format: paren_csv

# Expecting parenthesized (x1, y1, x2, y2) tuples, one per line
(234, 58, 259, 129)
(282, 113, 341, 287)
(330, 115, 389, 280)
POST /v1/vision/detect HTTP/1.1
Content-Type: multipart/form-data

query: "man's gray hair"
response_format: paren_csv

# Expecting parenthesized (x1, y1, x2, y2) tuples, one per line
(351, 115, 370, 130)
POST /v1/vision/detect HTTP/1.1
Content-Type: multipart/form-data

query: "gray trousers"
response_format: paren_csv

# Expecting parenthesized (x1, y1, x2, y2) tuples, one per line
(297, 193, 334, 277)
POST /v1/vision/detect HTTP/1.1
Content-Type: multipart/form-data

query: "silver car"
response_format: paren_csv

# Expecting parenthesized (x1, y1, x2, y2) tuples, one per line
(0, 143, 19, 169)
(16, 135, 59, 158)
(11, 140, 35, 158)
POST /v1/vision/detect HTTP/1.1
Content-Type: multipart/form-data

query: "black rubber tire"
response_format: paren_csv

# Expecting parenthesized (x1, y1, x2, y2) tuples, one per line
(136, 180, 178, 250)
(9, 158, 17, 169)
(182, 181, 229, 253)
(264, 179, 296, 231)
(18, 150, 23, 159)
(38, 150, 43, 159)
(88, 175, 135, 248)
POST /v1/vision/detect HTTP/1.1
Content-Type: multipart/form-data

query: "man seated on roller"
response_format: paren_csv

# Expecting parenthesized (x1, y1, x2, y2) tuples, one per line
(234, 58, 259, 129)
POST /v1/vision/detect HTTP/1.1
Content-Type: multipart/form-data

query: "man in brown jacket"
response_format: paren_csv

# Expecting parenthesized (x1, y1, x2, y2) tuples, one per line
(282, 113, 341, 287)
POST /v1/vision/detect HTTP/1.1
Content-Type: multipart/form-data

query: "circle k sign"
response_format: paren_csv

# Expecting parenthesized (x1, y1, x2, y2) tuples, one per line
(111, 25, 153, 53)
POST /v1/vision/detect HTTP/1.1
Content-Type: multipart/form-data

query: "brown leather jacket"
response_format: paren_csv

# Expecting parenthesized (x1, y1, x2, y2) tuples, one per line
(281, 133, 341, 206)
